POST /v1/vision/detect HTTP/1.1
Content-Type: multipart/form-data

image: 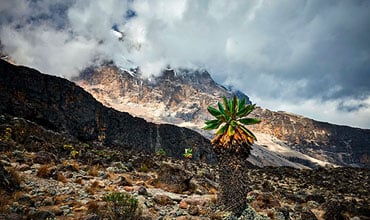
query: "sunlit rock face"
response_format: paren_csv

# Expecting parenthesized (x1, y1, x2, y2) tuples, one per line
(76, 64, 370, 168)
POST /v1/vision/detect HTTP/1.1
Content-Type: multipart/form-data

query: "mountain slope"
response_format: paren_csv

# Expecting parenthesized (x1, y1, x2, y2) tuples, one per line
(0, 59, 216, 164)
(76, 64, 370, 168)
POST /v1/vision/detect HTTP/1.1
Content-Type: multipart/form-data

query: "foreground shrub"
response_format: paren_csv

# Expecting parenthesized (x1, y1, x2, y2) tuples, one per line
(104, 192, 141, 220)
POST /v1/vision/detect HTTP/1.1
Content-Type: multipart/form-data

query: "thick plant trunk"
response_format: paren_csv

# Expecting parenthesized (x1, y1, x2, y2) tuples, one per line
(215, 147, 251, 216)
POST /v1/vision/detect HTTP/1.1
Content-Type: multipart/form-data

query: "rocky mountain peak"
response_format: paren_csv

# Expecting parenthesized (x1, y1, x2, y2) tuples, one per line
(76, 64, 370, 168)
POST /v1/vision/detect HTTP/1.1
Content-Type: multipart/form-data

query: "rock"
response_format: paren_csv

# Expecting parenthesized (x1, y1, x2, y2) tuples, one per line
(154, 162, 194, 193)
(248, 191, 281, 211)
(188, 205, 199, 215)
(17, 164, 30, 171)
(274, 207, 291, 220)
(306, 194, 326, 204)
(33, 151, 57, 164)
(17, 194, 33, 206)
(41, 197, 54, 206)
(179, 200, 188, 209)
(74, 206, 88, 211)
(28, 210, 55, 219)
(154, 194, 174, 206)
(0, 162, 20, 192)
(300, 208, 318, 220)
(138, 186, 148, 195)
(83, 214, 101, 220)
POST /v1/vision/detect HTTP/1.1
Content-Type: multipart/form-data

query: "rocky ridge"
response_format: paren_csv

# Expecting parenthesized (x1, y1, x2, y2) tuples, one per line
(76, 64, 370, 168)
(0, 59, 216, 164)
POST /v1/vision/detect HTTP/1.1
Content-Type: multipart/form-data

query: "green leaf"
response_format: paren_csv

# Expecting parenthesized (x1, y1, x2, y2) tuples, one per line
(203, 120, 222, 130)
(230, 120, 237, 128)
(207, 106, 222, 118)
(240, 125, 257, 141)
(218, 102, 225, 115)
(231, 95, 238, 113)
(228, 98, 234, 115)
(237, 104, 255, 117)
(222, 96, 230, 113)
(216, 124, 228, 135)
(205, 119, 220, 125)
(245, 104, 256, 115)
(227, 124, 235, 136)
(239, 118, 261, 125)
(238, 97, 246, 112)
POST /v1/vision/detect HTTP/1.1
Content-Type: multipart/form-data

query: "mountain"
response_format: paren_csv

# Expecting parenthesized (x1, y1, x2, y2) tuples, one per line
(75, 64, 370, 168)
(0, 59, 216, 164)
(1, 59, 369, 219)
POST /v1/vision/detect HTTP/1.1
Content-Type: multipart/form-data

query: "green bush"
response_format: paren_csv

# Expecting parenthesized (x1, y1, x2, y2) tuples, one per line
(183, 148, 193, 159)
(104, 192, 141, 220)
(156, 148, 166, 157)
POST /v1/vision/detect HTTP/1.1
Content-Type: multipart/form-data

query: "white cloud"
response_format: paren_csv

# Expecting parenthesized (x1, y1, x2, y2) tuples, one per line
(254, 96, 370, 129)
(0, 24, 100, 78)
(0, 0, 369, 128)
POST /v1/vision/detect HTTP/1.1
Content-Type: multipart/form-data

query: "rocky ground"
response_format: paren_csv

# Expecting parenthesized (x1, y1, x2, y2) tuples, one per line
(1, 117, 369, 220)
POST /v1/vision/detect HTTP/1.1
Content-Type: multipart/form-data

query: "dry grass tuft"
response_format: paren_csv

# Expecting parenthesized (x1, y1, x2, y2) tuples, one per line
(75, 177, 83, 184)
(36, 164, 51, 178)
(91, 180, 99, 188)
(57, 173, 68, 183)
(86, 180, 99, 194)
(70, 161, 80, 171)
(87, 165, 99, 176)
(8, 167, 24, 185)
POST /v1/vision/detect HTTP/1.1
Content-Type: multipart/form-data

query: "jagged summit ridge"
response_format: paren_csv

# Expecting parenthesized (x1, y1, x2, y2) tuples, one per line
(76, 64, 370, 168)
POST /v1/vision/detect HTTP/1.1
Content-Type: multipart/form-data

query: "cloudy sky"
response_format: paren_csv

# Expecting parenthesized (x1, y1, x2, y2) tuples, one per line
(1, 0, 370, 129)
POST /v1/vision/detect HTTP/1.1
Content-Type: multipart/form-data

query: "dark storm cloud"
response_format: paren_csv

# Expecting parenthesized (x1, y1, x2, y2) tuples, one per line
(0, 0, 369, 128)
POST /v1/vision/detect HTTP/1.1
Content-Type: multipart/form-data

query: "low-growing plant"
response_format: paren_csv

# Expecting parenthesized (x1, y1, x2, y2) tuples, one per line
(140, 164, 149, 173)
(70, 150, 79, 158)
(4, 127, 12, 141)
(57, 173, 68, 183)
(87, 164, 99, 176)
(156, 148, 166, 157)
(183, 148, 193, 159)
(103, 192, 141, 219)
(36, 164, 51, 178)
(63, 144, 79, 159)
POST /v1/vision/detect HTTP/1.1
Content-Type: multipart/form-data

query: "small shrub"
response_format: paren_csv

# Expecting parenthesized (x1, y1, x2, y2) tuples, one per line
(183, 148, 193, 159)
(86, 186, 97, 194)
(70, 150, 79, 158)
(103, 192, 141, 220)
(3, 127, 12, 141)
(57, 173, 68, 183)
(8, 167, 23, 186)
(156, 148, 166, 157)
(75, 177, 83, 184)
(91, 180, 100, 188)
(87, 201, 102, 217)
(87, 165, 99, 176)
(70, 161, 80, 171)
(140, 164, 149, 173)
(37, 165, 51, 178)
(63, 144, 74, 151)
(63, 144, 79, 159)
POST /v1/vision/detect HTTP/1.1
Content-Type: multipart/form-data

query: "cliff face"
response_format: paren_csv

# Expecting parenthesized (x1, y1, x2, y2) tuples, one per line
(77, 65, 239, 127)
(0, 59, 216, 164)
(250, 109, 370, 166)
(76, 65, 370, 168)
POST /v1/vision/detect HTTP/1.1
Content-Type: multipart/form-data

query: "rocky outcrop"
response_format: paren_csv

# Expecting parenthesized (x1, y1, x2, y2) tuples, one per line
(250, 109, 370, 167)
(0, 59, 216, 164)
